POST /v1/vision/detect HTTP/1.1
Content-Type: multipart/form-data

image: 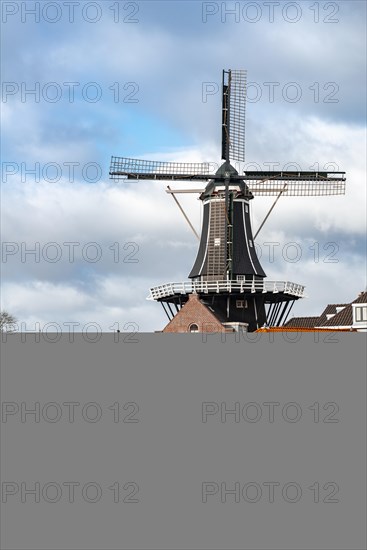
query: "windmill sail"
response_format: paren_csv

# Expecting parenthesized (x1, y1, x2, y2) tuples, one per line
(221, 69, 247, 162)
(245, 172, 346, 196)
(109, 157, 211, 180)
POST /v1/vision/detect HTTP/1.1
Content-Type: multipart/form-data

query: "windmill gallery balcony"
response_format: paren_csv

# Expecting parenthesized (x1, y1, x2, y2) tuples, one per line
(148, 279, 306, 301)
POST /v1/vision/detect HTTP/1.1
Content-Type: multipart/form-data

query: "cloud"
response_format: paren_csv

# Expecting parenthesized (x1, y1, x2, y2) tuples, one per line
(2, 115, 365, 330)
(2, 277, 162, 332)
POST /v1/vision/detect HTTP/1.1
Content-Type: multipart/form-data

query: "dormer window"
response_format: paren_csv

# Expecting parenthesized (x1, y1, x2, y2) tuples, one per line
(355, 306, 367, 322)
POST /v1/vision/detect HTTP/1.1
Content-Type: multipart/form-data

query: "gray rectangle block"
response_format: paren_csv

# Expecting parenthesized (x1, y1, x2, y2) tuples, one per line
(1, 333, 366, 549)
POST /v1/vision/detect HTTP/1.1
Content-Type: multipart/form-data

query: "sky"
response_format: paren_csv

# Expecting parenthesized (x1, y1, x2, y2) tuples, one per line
(1, 0, 366, 332)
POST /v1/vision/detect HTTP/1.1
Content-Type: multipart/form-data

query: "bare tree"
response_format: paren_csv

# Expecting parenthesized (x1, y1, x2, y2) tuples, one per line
(0, 311, 18, 332)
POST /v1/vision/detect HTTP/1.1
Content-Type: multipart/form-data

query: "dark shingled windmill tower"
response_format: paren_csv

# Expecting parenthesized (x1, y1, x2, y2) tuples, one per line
(110, 69, 346, 332)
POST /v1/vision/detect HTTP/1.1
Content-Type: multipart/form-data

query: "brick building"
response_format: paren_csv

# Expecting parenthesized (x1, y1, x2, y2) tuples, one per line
(162, 293, 248, 333)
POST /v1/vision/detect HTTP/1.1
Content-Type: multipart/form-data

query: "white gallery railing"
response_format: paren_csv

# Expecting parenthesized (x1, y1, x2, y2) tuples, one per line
(147, 280, 306, 300)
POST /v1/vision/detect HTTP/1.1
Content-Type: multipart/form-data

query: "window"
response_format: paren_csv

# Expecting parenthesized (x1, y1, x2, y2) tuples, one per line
(214, 238, 221, 247)
(237, 275, 245, 281)
(189, 323, 199, 332)
(249, 240, 253, 247)
(355, 306, 367, 322)
(236, 300, 244, 308)
(245, 205, 249, 213)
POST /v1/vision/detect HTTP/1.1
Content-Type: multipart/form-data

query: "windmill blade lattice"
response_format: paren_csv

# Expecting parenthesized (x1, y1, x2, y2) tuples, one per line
(110, 157, 211, 181)
(228, 69, 247, 162)
(245, 171, 346, 196)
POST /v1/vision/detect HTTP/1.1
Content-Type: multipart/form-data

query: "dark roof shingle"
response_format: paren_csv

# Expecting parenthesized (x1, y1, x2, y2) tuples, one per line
(278, 291, 365, 329)
(315, 304, 348, 326)
(321, 304, 353, 327)
(352, 292, 367, 304)
(284, 316, 320, 329)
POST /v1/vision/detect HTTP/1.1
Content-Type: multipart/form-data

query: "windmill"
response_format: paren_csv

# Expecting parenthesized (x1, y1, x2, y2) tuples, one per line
(110, 69, 346, 332)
